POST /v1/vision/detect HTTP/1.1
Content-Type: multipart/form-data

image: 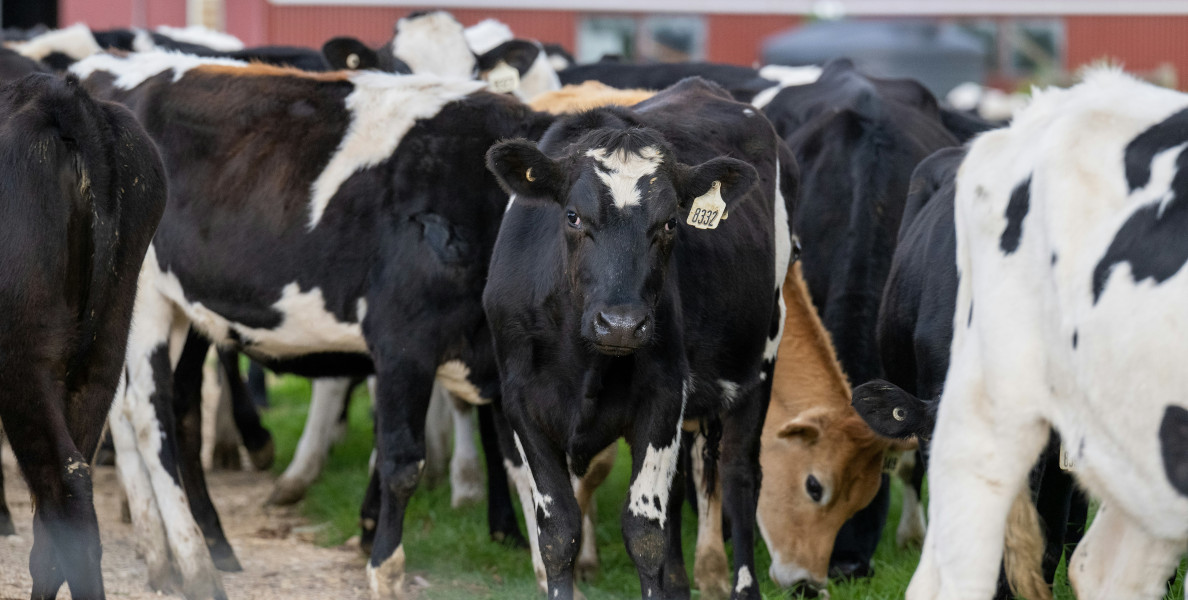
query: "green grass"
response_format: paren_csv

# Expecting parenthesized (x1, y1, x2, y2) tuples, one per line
(259, 375, 1186, 599)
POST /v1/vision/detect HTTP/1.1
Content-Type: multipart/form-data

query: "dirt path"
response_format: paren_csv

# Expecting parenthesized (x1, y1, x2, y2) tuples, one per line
(0, 443, 371, 600)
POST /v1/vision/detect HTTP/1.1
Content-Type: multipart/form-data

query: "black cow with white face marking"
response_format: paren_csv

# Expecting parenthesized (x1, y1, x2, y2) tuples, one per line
(484, 77, 795, 600)
(72, 52, 552, 599)
(0, 73, 165, 600)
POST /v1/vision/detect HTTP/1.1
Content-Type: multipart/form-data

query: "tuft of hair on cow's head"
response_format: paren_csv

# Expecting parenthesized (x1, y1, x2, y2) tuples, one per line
(487, 126, 758, 357)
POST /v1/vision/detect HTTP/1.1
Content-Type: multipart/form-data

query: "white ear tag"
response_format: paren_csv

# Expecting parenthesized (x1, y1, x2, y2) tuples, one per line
(1059, 443, 1075, 472)
(485, 61, 520, 94)
(686, 181, 726, 230)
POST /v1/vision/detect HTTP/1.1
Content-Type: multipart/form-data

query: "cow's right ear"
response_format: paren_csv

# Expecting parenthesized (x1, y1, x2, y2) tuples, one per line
(323, 37, 379, 71)
(486, 139, 562, 200)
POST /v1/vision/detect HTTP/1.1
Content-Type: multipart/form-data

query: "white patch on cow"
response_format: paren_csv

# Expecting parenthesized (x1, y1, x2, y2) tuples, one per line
(766, 161, 792, 363)
(367, 544, 406, 598)
(516, 44, 562, 101)
(548, 54, 571, 72)
(14, 23, 100, 61)
(507, 458, 548, 592)
(274, 377, 351, 500)
(735, 565, 754, 593)
(627, 382, 688, 526)
(464, 19, 515, 54)
(436, 360, 490, 405)
(585, 146, 663, 210)
(69, 50, 246, 90)
(307, 72, 484, 228)
(752, 65, 823, 109)
(946, 82, 983, 112)
(718, 380, 740, 407)
(155, 25, 244, 51)
(505, 193, 517, 212)
(393, 11, 476, 79)
(743, 108, 756, 117)
(356, 297, 368, 323)
(513, 432, 554, 519)
(131, 29, 157, 52)
(897, 477, 927, 547)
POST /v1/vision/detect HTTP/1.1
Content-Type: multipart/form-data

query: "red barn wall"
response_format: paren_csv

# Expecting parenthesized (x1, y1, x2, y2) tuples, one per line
(706, 14, 802, 66)
(1066, 15, 1188, 84)
(60, 0, 185, 30)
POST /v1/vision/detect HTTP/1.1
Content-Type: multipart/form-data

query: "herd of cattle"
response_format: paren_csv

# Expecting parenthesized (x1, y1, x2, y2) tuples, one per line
(0, 10, 1187, 600)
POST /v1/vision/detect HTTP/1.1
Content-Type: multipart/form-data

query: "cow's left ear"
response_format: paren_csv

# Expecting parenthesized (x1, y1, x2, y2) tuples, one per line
(486, 139, 562, 200)
(673, 157, 759, 210)
(476, 40, 541, 77)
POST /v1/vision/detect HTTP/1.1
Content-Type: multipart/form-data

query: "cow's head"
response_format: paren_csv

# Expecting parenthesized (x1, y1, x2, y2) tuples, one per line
(487, 126, 757, 356)
(758, 405, 893, 593)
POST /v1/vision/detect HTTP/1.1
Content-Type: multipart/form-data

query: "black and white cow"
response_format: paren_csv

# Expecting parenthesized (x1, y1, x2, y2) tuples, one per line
(758, 58, 964, 578)
(851, 147, 1087, 599)
(556, 61, 822, 107)
(909, 70, 1188, 600)
(0, 72, 165, 600)
(483, 77, 795, 600)
(321, 11, 560, 100)
(70, 51, 551, 599)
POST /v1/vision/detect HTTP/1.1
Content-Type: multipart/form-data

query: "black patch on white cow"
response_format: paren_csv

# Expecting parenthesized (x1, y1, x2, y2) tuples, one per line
(1160, 404, 1188, 496)
(1000, 175, 1031, 254)
(1093, 109, 1188, 304)
(1071, 330, 1077, 349)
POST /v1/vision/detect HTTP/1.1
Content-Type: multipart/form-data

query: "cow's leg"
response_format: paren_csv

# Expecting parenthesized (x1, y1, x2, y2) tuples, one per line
(657, 443, 690, 599)
(268, 377, 352, 506)
(497, 405, 548, 592)
(209, 367, 242, 471)
(0, 429, 14, 537)
(622, 391, 687, 600)
(507, 415, 583, 600)
(217, 349, 274, 471)
(366, 355, 435, 600)
(116, 282, 225, 600)
(246, 362, 268, 408)
(1034, 433, 1075, 585)
(574, 443, 617, 581)
(173, 330, 240, 572)
(897, 449, 927, 548)
(1069, 502, 1182, 600)
(905, 367, 1047, 600)
(359, 451, 380, 556)
(719, 385, 770, 600)
(449, 396, 484, 508)
(3, 369, 103, 599)
(477, 403, 525, 546)
(690, 430, 730, 600)
(421, 381, 451, 489)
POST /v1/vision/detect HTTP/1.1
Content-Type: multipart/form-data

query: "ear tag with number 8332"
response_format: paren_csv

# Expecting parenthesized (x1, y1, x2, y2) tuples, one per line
(687, 181, 726, 230)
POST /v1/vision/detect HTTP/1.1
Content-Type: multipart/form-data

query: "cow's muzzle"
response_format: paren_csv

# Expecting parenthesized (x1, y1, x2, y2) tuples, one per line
(588, 305, 650, 355)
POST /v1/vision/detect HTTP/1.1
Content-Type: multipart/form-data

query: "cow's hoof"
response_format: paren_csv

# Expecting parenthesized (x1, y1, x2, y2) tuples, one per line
(210, 545, 243, 573)
(694, 550, 731, 600)
(181, 573, 228, 600)
(248, 437, 275, 471)
(829, 559, 873, 580)
(490, 527, 528, 549)
(575, 556, 599, 582)
(211, 442, 242, 471)
(266, 478, 308, 506)
(360, 519, 377, 557)
(449, 457, 484, 508)
(896, 508, 926, 548)
(367, 545, 407, 599)
(94, 445, 116, 466)
(147, 560, 181, 595)
(0, 513, 14, 537)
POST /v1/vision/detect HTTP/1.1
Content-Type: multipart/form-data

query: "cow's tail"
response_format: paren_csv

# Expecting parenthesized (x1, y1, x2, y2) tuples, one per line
(1002, 487, 1052, 600)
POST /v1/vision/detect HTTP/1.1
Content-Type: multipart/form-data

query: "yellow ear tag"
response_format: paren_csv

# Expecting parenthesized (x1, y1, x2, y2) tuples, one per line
(485, 61, 520, 94)
(1059, 443, 1075, 472)
(687, 181, 726, 230)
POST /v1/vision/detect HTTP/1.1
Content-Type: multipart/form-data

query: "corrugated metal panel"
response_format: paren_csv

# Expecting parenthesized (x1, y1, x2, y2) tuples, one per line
(266, 5, 576, 49)
(1066, 15, 1188, 87)
(707, 14, 800, 66)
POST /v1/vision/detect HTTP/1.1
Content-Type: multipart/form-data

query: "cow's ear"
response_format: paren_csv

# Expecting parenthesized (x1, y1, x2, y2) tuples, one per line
(777, 415, 823, 443)
(486, 139, 562, 200)
(476, 40, 540, 76)
(323, 37, 379, 71)
(673, 157, 758, 210)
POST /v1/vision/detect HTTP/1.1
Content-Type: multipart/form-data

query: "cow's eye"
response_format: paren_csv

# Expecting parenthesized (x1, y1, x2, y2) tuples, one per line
(664, 217, 678, 232)
(566, 210, 581, 228)
(806, 475, 823, 503)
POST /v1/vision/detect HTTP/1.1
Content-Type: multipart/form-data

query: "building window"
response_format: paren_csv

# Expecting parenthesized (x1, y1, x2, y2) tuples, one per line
(577, 14, 706, 63)
(957, 18, 1063, 84)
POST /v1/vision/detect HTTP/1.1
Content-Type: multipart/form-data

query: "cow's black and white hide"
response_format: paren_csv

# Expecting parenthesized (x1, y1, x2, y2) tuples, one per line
(908, 70, 1188, 600)
(71, 50, 552, 600)
(0, 72, 165, 600)
(483, 76, 795, 600)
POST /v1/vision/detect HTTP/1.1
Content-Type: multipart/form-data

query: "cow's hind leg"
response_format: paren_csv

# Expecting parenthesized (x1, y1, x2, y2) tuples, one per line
(0, 430, 14, 537)
(906, 362, 1047, 600)
(896, 449, 927, 548)
(449, 395, 484, 507)
(574, 443, 616, 581)
(217, 349, 274, 471)
(477, 403, 525, 547)
(690, 429, 730, 600)
(173, 330, 240, 572)
(719, 383, 770, 600)
(268, 377, 351, 506)
(1069, 501, 1183, 600)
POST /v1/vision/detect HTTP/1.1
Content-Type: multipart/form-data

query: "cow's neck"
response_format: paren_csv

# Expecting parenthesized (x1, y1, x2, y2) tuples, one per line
(776, 262, 852, 413)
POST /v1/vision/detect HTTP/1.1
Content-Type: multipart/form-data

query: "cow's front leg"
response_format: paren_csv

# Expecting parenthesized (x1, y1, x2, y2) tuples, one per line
(906, 359, 1048, 600)
(719, 382, 770, 600)
(623, 387, 686, 600)
(508, 413, 584, 600)
(1069, 501, 1183, 600)
(367, 353, 435, 600)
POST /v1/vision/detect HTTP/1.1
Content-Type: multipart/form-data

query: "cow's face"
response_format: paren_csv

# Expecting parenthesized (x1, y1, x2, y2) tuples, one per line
(758, 406, 889, 592)
(488, 128, 757, 356)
